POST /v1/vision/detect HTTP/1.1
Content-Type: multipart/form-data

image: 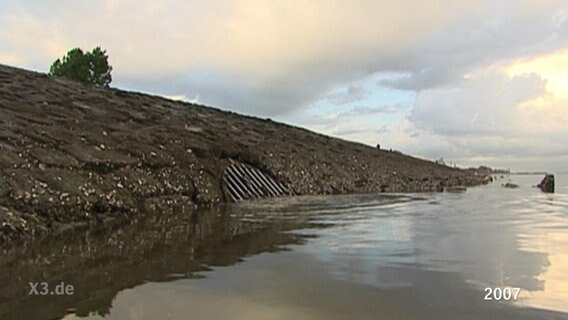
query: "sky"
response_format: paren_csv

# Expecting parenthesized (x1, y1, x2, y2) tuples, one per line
(1, 0, 567, 172)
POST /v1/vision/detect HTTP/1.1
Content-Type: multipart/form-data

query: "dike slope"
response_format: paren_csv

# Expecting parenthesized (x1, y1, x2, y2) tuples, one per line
(0, 64, 487, 242)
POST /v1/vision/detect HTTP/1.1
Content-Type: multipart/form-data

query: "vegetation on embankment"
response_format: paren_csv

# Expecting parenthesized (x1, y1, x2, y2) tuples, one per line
(0, 64, 489, 243)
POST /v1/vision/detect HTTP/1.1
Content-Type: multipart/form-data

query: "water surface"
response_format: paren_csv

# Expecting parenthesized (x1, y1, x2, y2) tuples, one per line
(1, 174, 567, 319)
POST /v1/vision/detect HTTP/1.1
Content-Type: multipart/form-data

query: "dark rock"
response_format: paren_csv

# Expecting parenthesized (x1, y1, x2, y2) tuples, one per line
(502, 183, 519, 189)
(537, 174, 554, 193)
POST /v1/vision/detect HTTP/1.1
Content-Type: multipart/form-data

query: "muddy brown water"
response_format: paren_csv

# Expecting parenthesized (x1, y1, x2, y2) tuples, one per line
(1, 175, 567, 320)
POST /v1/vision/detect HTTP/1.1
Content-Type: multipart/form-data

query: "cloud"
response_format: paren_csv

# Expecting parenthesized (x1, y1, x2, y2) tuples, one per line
(0, 53, 23, 65)
(4, 0, 565, 116)
(410, 68, 547, 137)
(378, 1, 568, 91)
(379, 63, 568, 171)
(341, 104, 408, 117)
(334, 126, 388, 137)
(307, 57, 568, 171)
(326, 85, 368, 105)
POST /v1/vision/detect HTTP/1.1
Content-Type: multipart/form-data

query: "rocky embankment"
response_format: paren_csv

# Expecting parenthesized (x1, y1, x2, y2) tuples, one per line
(0, 64, 489, 243)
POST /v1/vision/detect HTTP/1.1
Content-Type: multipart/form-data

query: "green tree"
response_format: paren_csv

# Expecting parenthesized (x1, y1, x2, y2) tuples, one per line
(49, 47, 112, 87)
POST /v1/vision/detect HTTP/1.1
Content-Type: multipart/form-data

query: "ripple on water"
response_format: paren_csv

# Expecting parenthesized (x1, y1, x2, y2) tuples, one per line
(2, 176, 568, 319)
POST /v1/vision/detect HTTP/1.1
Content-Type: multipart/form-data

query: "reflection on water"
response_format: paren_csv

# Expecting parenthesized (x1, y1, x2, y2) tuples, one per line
(294, 175, 568, 314)
(0, 175, 567, 320)
(0, 205, 311, 319)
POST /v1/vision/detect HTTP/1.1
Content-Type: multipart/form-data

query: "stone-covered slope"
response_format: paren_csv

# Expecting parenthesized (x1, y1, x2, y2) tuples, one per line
(0, 64, 487, 242)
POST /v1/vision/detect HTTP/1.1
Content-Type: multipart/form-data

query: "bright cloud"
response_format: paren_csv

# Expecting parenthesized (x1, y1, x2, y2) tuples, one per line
(507, 50, 568, 97)
(378, 62, 567, 170)
(411, 68, 547, 137)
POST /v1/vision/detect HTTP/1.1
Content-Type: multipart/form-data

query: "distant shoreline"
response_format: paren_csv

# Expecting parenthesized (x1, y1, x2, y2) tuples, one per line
(510, 172, 549, 175)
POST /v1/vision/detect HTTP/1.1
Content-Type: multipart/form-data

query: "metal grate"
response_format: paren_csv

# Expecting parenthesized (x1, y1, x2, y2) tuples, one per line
(222, 160, 292, 202)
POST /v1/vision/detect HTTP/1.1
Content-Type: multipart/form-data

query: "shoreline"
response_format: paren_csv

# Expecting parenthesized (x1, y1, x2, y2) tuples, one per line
(0, 64, 490, 244)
